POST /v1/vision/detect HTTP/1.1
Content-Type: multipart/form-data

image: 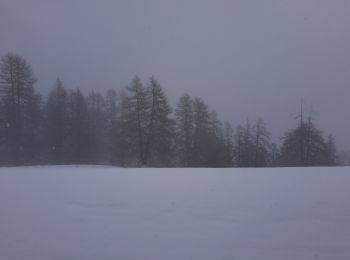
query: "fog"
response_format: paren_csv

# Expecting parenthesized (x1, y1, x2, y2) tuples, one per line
(1, 0, 349, 150)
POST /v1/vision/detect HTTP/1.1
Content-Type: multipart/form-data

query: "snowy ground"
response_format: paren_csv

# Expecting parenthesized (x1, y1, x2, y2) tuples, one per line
(0, 166, 349, 260)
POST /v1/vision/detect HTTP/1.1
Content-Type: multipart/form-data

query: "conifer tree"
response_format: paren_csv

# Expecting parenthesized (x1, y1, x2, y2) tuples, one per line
(325, 135, 337, 166)
(223, 122, 234, 167)
(205, 111, 226, 167)
(86, 91, 107, 163)
(144, 76, 174, 166)
(105, 89, 119, 164)
(46, 78, 68, 164)
(192, 97, 211, 166)
(233, 124, 244, 167)
(0, 53, 37, 165)
(252, 117, 270, 167)
(279, 119, 331, 166)
(119, 76, 150, 165)
(66, 88, 89, 164)
(21, 85, 44, 164)
(175, 93, 194, 166)
(241, 120, 255, 167)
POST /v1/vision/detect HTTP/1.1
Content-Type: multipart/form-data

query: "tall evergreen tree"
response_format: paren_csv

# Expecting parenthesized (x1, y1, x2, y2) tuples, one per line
(105, 89, 120, 164)
(192, 97, 211, 166)
(86, 91, 107, 164)
(0, 53, 37, 165)
(119, 76, 150, 165)
(233, 124, 244, 167)
(115, 90, 133, 165)
(144, 76, 174, 166)
(269, 143, 280, 167)
(223, 122, 234, 167)
(46, 78, 68, 164)
(252, 117, 270, 167)
(66, 88, 89, 164)
(241, 120, 255, 167)
(205, 111, 227, 167)
(175, 93, 194, 166)
(21, 86, 44, 164)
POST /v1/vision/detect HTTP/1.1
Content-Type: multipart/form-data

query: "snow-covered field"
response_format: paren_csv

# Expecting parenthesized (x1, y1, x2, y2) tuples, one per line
(0, 166, 349, 260)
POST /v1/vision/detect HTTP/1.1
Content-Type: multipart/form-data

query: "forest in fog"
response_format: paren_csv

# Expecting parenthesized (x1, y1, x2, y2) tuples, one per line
(0, 53, 338, 167)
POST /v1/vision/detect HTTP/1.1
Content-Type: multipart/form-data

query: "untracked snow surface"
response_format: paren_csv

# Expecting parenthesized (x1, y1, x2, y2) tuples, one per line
(0, 166, 350, 260)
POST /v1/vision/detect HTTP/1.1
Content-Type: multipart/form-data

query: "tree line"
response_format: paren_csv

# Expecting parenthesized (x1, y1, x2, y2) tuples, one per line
(0, 53, 338, 167)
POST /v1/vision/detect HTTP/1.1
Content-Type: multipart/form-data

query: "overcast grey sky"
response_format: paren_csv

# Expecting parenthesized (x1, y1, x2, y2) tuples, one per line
(1, 0, 349, 150)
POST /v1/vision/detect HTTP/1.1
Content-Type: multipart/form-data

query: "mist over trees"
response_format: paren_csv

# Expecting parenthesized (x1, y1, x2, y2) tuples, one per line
(0, 53, 339, 167)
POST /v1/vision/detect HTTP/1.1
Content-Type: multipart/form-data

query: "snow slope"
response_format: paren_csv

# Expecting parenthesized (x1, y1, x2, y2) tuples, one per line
(0, 166, 349, 260)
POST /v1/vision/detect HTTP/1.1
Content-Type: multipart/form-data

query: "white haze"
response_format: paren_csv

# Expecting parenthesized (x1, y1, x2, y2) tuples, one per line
(0, 0, 349, 150)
